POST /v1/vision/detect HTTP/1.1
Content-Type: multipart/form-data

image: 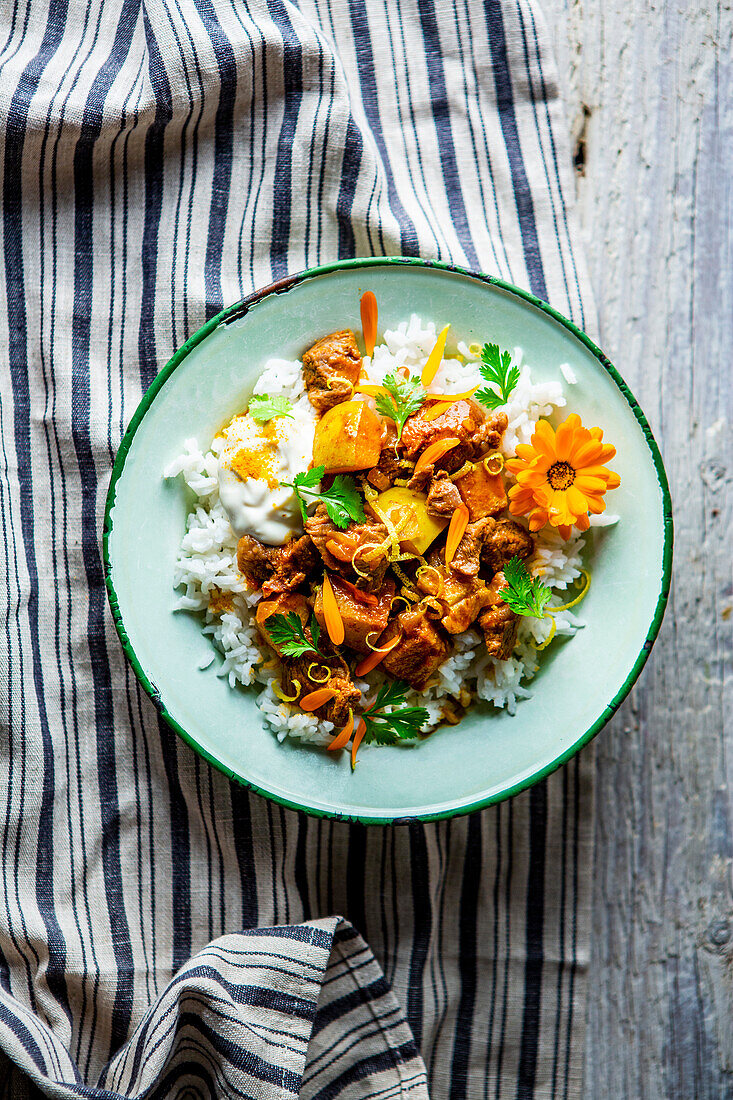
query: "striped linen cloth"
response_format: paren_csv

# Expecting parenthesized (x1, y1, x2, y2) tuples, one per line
(0, 0, 596, 1097)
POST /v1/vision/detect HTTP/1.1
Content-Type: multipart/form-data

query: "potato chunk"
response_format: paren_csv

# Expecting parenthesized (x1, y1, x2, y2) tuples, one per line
(372, 486, 448, 555)
(312, 400, 382, 473)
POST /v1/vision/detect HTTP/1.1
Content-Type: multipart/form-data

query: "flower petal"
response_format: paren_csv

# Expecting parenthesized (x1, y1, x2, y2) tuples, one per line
(554, 420, 575, 460)
(566, 485, 589, 516)
(575, 475, 607, 493)
(531, 419, 556, 457)
(571, 440, 604, 467)
(514, 444, 536, 462)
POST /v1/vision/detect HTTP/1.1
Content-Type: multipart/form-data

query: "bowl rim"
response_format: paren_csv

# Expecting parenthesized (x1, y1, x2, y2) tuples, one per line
(103, 256, 674, 824)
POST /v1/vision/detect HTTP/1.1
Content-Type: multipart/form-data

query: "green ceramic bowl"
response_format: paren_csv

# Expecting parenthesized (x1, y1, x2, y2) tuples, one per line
(104, 258, 672, 824)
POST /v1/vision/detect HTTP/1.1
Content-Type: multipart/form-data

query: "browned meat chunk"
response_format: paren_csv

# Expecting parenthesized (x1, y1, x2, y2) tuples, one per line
(302, 330, 362, 414)
(453, 461, 507, 520)
(255, 593, 360, 727)
(417, 546, 493, 634)
(255, 592, 312, 656)
(282, 656, 361, 728)
(378, 606, 450, 690)
(480, 518, 533, 575)
(401, 400, 507, 475)
(449, 518, 492, 579)
(313, 575, 395, 655)
(367, 422, 403, 491)
(238, 533, 318, 596)
(305, 504, 390, 591)
(426, 471, 463, 517)
(478, 572, 520, 659)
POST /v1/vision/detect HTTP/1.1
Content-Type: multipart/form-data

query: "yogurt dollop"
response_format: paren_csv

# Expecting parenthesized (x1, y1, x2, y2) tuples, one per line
(215, 408, 316, 546)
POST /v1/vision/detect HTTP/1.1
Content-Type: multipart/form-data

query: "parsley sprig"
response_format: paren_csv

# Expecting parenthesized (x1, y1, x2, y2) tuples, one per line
(281, 466, 366, 529)
(375, 373, 427, 440)
(266, 612, 324, 659)
(500, 556, 551, 618)
(361, 680, 430, 745)
(249, 394, 295, 422)
(475, 343, 520, 410)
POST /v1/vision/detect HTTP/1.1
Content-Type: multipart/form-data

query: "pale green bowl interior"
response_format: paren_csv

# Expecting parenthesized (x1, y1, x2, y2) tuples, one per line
(105, 260, 671, 822)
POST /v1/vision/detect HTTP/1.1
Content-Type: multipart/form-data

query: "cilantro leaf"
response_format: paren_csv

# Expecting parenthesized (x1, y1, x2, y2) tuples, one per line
(475, 343, 520, 410)
(282, 465, 366, 529)
(375, 373, 427, 440)
(499, 556, 551, 618)
(320, 475, 367, 528)
(249, 394, 295, 422)
(265, 612, 324, 658)
(361, 680, 429, 745)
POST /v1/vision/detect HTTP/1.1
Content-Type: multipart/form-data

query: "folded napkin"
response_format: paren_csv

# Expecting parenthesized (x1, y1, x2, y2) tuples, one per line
(0, 0, 595, 1096)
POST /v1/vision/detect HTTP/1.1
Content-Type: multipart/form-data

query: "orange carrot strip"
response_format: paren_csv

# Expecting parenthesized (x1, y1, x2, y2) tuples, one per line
(413, 436, 460, 477)
(325, 539, 354, 563)
(354, 634, 401, 676)
(421, 324, 450, 386)
(351, 718, 367, 770)
(337, 577, 378, 606)
(322, 572, 345, 644)
(424, 387, 479, 421)
(424, 401, 453, 423)
(360, 291, 378, 356)
(354, 383, 386, 397)
(328, 710, 354, 751)
(300, 687, 337, 711)
(425, 385, 479, 402)
(445, 503, 469, 566)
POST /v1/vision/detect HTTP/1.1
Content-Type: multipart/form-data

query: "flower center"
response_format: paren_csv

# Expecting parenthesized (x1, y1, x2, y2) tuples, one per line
(547, 461, 576, 490)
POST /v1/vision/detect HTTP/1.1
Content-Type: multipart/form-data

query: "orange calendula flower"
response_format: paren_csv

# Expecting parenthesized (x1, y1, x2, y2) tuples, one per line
(505, 413, 620, 539)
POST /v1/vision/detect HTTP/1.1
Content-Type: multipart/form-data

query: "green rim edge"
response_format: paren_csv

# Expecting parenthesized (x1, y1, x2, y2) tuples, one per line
(102, 256, 674, 825)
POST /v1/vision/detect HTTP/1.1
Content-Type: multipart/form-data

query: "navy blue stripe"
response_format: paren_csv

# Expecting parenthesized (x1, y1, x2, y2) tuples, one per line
(449, 813, 482, 1097)
(516, 783, 548, 1099)
(70, 0, 142, 1057)
(200, 1, 237, 318)
(416, 0, 480, 268)
(2, 0, 72, 1025)
(346, 0, 420, 255)
(311, 974, 392, 1033)
(563, 757, 581, 1100)
(336, 117, 363, 259)
(406, 822, 431, 1047)
(521, 8, 585, 326)
(494, 799, 514, 1093)
(550, 762, 570, 1098)
(138, 8, 174, 392)
(157, 718, 192, 970)
(346, 824, 368, 940)
(483, 0, 548, 299)
(230, 783, 259, 928)
(308, 1039, 421, 1100)
(295, 813, 312, 919)
(268, 0, 303, 279)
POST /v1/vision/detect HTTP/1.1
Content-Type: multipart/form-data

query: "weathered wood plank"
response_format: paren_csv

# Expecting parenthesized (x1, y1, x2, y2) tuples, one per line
(541, 1, 733, 1095)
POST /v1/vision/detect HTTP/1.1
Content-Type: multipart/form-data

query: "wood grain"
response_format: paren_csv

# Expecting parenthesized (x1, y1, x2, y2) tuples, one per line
(541, 1, 733, 1095)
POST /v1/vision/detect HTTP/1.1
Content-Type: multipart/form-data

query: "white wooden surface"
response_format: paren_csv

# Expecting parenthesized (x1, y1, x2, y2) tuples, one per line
(542, 1, 733, 1096)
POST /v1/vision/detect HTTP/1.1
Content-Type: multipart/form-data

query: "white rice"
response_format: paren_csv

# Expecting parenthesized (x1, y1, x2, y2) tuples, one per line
(165, 316, 614, 747)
